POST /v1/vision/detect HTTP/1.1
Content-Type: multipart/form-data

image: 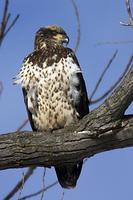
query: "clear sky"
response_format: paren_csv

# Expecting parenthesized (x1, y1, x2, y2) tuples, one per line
(0, 0, 133, 199)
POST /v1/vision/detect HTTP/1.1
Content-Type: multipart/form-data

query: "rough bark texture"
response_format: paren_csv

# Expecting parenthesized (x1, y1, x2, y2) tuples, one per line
(0, 64, 133, 170)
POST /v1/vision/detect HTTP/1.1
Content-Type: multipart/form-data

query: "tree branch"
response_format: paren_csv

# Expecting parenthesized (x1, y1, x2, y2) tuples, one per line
(120, 0, 133, 27)
(4, 167, 36, 200)
(90, 50, 118, 102)
(90, 53, 133, 105)
(0, 81, 3, 96)
(20, 181, 58, 200)
(0, 0, 19, 46)
(70, 0, 81, 52)
(0, 60, 133, 169)
(0, 117, 133, 169)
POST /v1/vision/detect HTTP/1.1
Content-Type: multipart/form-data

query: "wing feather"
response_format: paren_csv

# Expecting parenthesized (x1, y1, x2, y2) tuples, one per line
(67, 48, 89, 118)
(22, 88, 37, 131)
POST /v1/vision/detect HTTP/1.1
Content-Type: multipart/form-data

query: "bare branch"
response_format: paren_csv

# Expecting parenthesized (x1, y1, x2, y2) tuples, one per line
(4, 14, 19, 38)
(40, 168, 46, 200)
(60, 190, 65, 200)
(17, 119, 29, 132)
(96, 1, 133, 47)
(120, 0, 133, 27)
(20, 181, 58, 200)
(0, 81, 3, 96)
(0, 0, 8, 43)
(90, 53, 133, 104)
(0, 0, 19, 46)
(95, 40, 133, 46)
(1, 0, 9, 30)
(90, 50, 118, 101)
(17, 172, 25, 200)
(70, 0, 81, 52)
(4, 167, 36, 200)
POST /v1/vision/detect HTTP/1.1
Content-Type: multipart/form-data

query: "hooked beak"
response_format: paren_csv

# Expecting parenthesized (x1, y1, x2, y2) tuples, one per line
(63, 36, 69, 46)
(53, 34, 69, 46)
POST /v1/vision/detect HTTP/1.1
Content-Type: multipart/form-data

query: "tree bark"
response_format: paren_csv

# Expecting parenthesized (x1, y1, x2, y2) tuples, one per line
(0, 62, 133, 170)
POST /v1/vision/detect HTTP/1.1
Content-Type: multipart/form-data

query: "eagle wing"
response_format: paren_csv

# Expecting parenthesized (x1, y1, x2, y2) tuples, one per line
(14, 52, 41, 131)
(68, 48, 89, 118)
(22, 87, 37, 131)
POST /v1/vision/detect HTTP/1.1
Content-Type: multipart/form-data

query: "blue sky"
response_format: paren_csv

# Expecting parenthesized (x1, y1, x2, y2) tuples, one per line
(0, 0, 133, 199)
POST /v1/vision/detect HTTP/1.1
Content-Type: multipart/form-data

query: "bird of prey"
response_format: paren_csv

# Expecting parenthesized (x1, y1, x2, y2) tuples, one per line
(14, 25, 89, 188)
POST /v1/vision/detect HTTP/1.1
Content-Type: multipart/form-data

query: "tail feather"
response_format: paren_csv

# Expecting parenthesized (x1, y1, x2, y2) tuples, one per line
(55, 161, 83, 188)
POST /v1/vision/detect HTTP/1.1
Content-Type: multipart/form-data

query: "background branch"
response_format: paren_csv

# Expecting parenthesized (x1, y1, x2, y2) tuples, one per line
(90, 54, 133, 104)
(4, 167, 36, 200)
(20, 181, 58, 200)
(120, 0, 133, 27)
(0, 0, 19, 46)
(0, 81, 3, 96)
(90, 50, 118, 102)
(70, 0, 81, 52)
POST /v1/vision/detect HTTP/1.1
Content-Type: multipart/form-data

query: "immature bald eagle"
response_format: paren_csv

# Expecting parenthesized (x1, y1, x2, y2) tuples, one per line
(15, 25, 89, 188)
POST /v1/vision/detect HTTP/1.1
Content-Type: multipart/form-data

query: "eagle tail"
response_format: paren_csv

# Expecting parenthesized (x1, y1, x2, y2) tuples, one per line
(55, 161, 83, 188)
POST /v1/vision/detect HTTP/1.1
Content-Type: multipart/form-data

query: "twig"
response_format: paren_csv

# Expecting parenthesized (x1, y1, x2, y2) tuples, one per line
(0, 0, 9, 43)
(120, 0, 133, 27)
(17, 172, 25, 200)
(3, 167, 36, 200)
(90, 50, 118, 101)
(1, 0, 9, 30)
(17, 119, 29, 132)
(19, 181, 58, 200)
(40, 168, 46, 200)
(90, 53, 133, 104)
(4, 14, 19, 37)
(0, 81, 3, 96)
(95, 40, 133, 46)
(60, 190, 65, 200)
(0, 0, 19, 46)
(70, 0, 81, 52)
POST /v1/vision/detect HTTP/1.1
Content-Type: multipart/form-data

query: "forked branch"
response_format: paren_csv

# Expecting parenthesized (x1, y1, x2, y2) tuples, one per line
(0, 0, 19, 46)
(120, 0, 133, 27)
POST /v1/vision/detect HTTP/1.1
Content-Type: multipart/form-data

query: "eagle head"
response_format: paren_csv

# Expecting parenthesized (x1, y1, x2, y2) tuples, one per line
(34, 25, 69, 50)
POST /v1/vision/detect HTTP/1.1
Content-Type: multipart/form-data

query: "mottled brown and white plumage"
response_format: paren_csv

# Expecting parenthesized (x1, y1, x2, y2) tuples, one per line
(14, 25, 89, 188)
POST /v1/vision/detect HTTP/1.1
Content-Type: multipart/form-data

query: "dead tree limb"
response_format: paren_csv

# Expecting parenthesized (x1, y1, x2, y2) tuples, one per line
(0, 57, 133, 169)
(0, 116, 133, 169)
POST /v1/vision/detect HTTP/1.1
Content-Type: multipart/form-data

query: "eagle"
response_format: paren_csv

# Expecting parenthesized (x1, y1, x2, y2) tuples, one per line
(14, 25, 89, 188)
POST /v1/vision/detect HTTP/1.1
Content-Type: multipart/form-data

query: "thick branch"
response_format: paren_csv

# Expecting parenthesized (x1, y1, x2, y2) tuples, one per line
(0, 117, 132, 170)
(0, 61, 132, 170)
